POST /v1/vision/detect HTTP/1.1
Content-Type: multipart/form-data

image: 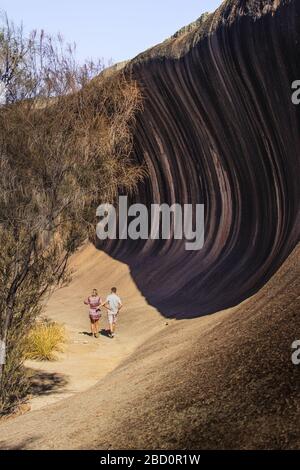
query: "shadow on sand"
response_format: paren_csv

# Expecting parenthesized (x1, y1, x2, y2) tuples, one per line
(27, 369, 68, 397)
(79, 330, 111, 338)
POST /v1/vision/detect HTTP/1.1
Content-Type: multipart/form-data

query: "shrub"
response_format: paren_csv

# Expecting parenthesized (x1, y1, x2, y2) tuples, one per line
(0, 14, 143, 415)
(25, 321, 66, 361)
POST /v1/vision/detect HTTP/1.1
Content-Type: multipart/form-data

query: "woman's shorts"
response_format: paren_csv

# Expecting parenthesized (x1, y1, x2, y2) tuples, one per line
(89, 313, 101, 322)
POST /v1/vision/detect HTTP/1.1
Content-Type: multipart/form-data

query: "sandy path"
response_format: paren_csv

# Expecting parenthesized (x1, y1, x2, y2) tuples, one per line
(26, 243, 165, 411)
(1, 244, 299, 449)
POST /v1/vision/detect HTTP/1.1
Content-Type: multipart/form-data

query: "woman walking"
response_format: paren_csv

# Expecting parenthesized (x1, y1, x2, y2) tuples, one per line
(84, 289, 102, 338)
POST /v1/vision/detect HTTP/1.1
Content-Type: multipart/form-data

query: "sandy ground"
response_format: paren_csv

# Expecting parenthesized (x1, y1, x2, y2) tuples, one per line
(25, 243, 166, 411)
(0, 242, 300, 449)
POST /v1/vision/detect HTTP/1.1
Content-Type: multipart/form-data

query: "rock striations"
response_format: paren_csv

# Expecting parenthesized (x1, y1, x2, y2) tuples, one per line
(103, 0, 300, 318)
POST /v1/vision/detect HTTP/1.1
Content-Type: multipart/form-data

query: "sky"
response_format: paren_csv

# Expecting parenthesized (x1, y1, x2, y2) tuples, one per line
(0, 1, 222, 65)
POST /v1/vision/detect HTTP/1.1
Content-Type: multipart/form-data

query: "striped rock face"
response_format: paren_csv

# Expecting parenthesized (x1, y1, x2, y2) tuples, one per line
(101, 0, 300, 318)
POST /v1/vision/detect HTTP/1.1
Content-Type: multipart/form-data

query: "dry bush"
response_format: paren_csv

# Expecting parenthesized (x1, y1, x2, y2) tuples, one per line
(25, 322, 66, 361)
(0, 15, 144, 415)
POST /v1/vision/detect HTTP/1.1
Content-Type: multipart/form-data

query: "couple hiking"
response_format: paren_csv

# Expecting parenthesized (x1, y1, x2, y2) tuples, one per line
(84, 287, 122, 339)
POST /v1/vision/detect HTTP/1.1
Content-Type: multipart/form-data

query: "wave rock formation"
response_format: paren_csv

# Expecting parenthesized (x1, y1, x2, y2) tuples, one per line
(1, 0, 300, 451)
(103, 0, 300, 318)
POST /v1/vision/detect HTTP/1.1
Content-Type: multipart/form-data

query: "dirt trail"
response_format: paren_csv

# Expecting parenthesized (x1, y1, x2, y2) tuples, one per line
(1, 243, 299, 449)
(26, 243, 165, 411)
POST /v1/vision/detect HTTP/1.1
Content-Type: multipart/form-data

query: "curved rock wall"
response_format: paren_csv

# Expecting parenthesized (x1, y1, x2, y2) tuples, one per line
(102, 0, 300, 318)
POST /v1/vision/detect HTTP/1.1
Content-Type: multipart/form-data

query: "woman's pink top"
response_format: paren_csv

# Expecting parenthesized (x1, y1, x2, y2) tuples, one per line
(84, 296, 102, 315)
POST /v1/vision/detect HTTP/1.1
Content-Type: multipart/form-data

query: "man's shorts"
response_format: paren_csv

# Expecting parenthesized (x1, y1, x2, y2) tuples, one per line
(107, 310, 118, 325)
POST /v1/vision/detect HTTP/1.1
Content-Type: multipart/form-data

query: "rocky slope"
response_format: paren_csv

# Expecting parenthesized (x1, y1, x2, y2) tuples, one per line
(104, 0, 300, 317)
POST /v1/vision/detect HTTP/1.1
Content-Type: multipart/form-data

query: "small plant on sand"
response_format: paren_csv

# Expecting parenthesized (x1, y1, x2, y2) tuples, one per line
(25, 321, 66, 361)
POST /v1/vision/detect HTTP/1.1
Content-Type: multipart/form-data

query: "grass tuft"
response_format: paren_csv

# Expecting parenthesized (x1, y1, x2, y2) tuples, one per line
(25, 321, 66, 361)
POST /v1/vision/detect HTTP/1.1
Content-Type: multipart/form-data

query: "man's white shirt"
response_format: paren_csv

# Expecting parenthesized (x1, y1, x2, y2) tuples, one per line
(106, 293, 122, 314)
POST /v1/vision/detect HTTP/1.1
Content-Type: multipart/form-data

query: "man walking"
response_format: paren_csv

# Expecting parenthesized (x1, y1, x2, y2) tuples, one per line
(102, 287, 122, 338)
